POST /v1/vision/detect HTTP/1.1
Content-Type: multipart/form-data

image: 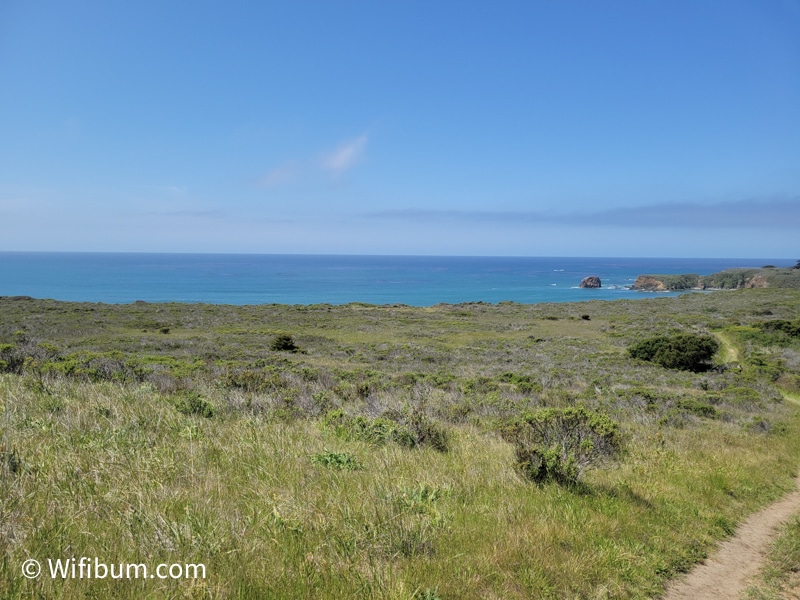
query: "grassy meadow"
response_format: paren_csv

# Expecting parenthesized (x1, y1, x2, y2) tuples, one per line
(2, 289, 800, 599)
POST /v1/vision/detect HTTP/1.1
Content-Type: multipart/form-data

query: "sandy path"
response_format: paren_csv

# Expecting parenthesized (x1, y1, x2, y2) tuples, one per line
(661, 473, 800, 599)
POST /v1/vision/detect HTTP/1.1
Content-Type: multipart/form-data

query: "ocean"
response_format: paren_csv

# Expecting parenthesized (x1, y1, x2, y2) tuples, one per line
(0, 253, 791, 306)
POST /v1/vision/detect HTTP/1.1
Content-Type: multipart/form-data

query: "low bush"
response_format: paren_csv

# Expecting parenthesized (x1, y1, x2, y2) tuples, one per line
(503, 406, 621, 485)
(628, 333, 720, 372)
(322, 409, 400, 444)
(174, 391, 215, 418)
(403, 406, 450, 452)
(222, 368, 284, 393)
(322, 407, 450, 452)
(270, 333, 299, 352)
(675, 398, 717, 418)
(311, 450, 362, 471)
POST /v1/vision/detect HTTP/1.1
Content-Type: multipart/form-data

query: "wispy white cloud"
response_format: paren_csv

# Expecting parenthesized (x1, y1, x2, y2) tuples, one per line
(258, 162, 299, 187)
(257, 133, 369, 187)
(321, 134, 368, 175)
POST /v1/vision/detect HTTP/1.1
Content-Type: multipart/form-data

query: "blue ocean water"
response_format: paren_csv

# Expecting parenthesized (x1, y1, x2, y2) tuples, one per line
(0, 253, 792, 306)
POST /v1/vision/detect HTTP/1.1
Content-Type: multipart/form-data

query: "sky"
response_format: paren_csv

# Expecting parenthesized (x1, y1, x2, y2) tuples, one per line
(0, 1, 798, 258)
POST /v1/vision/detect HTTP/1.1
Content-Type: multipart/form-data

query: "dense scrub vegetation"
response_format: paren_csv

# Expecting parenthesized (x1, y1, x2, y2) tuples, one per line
(1, 289, 800, 598)
(628, 333, 720, 372)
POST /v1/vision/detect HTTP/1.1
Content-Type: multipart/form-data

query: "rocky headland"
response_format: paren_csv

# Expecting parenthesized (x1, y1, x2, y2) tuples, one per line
(631, 267, 800, 291)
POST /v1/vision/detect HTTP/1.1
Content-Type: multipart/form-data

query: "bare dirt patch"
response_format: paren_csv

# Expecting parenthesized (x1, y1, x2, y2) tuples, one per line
(662, 474, 800, 599)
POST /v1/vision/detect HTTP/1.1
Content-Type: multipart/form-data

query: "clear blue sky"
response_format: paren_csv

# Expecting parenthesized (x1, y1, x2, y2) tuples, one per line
(1, 1, 798, 257)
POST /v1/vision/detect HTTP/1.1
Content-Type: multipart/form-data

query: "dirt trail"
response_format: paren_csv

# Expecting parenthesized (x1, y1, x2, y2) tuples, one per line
(662, 334, 800, 598)
(661, 473, 800, 599)
(713, 331, 741, 364)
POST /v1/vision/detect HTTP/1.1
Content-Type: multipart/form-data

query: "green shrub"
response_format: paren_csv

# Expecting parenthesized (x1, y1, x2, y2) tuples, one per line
(322, 408, 450, 452)
(504, 407, 621, 485)
(628, 333, 720, 372)
(311, 450, 362, 471)
(174, 392, 215, 418)
(0, 342, 28, 373)
(412, 588, 442, 600)
(222, 368, 283, 392)
(322, 409, 399, 445)
(497, 372, 540, 393)
(751, 319, 800, 347)
(270, 333, 299, 353)
(403, 407, 450, 452)
(746, 351, 786, 381)
(675, 398, 717, 418)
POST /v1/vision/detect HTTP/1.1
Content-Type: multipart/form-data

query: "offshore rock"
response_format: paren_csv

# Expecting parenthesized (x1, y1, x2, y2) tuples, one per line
(579, 276, 602, 288)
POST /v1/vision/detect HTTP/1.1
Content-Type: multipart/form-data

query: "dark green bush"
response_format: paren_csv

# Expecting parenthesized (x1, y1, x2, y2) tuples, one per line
(503, 407, 621, 485)
(628, 333, 720, 372)
(270, 333, 299, 353)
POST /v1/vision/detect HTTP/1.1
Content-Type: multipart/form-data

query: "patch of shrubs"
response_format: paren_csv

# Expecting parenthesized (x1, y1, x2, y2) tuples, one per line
(403, 405, 450, 452)
(497, 372, 540, 394)
(221, 368, 285, 393)
(502, 406, 621, 485)
(174, 391, 215, 418)
(751, 319, 800, 347)
(322, 407, 450, 452)
(628, 333, 720, 372)
(674, 398, 717, 418)
(745, 351, 786, 381)
(322, 409, 400, 444)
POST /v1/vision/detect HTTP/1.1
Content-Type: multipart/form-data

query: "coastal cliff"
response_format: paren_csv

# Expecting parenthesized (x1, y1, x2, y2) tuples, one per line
(632, 267, 800, 291)
(632, 274, 701, 291)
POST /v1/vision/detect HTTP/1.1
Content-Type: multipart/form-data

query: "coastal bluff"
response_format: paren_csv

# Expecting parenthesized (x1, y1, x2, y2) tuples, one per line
(631, 267, 800, 291)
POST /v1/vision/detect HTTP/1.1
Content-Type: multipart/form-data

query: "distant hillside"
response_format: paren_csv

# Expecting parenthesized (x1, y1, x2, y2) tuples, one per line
(632, 266, 800, 291)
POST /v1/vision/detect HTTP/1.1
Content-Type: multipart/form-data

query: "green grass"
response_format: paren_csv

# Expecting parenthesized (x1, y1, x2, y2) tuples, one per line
(745, 513, 800, 600)
(1, 290, 800, 598)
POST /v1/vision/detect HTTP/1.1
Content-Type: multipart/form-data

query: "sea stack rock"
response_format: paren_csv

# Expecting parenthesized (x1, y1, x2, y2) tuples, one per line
(579, 276, 601, 288)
